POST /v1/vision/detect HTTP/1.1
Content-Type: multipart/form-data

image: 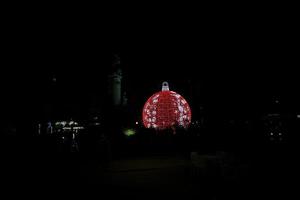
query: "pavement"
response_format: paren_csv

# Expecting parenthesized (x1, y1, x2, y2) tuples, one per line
(1, 148, 296, 199)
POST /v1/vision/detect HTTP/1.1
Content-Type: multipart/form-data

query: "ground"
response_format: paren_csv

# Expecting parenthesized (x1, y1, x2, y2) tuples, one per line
(1, 137, 297, 199)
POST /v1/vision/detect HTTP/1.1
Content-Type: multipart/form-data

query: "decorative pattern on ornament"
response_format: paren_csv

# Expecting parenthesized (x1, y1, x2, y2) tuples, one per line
(142, 82, 192, 129)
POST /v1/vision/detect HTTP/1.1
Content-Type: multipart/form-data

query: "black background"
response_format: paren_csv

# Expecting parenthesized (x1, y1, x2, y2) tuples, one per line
(1, 7, 299, 121)
(1, 6, 299, 199)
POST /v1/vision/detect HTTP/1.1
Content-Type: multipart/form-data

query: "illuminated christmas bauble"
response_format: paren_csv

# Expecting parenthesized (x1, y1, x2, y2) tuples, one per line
(143, 82, 192, 129)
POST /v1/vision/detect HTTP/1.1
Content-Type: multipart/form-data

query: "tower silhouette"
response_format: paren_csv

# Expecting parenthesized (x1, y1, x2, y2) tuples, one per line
(108, 54, 122, 106)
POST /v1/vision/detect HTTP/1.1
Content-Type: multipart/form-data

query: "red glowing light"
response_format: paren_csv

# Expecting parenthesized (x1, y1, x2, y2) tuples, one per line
(142, 82, 192, 129)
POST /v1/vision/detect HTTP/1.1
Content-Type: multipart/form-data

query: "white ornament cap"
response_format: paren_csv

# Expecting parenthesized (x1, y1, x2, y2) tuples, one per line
(162, 82, 169, 91)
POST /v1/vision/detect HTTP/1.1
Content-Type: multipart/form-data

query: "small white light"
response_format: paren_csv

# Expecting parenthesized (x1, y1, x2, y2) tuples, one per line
(270, 132, 273, 136)
(135, 121, 139, 125)
(279, 133, 282, 136)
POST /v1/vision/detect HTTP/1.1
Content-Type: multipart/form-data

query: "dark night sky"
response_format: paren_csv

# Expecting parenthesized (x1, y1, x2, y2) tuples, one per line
(1, 10, 299, 121)
(117, 19, 299, 116)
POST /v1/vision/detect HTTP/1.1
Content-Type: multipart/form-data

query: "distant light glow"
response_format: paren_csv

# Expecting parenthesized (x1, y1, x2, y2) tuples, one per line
(55, 121, 67, 126)
(55, 121, 79, 127)
(124, 128, 136, 137)
(62, 127, 84, 130)
(135, 121, 139, 125)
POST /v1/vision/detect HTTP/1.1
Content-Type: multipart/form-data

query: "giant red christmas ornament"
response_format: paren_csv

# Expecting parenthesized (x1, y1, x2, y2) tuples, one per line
(143, 82, 192, 129)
